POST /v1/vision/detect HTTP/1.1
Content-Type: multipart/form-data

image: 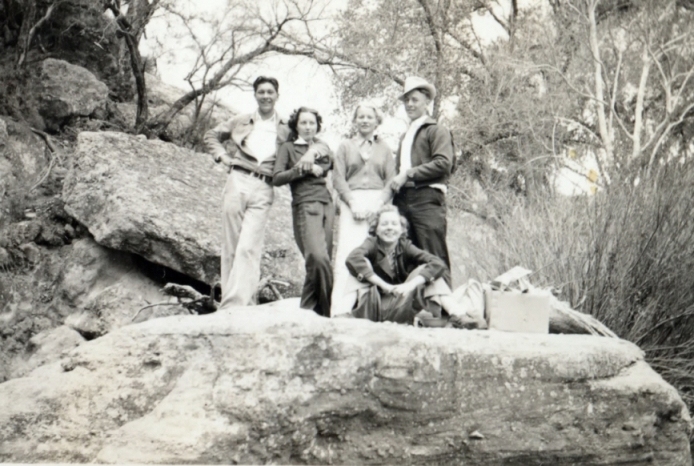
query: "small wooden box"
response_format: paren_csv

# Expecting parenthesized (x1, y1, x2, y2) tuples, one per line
(484, 290, 550, 334)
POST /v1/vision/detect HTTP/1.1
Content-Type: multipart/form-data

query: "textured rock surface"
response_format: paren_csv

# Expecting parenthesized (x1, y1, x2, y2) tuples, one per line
(63, 131, 303, 292)
(0, 304, 690, 465)
(0, 117, 49, 227)
(9, 325, 85, 379)
(55, 238, 171, 311)
(57, 238, 187, 339)
(33, 59, 109, 127)
(65, 281, 187, 339)
(36, 0, 131, 101)
(0, 237, 180, 382)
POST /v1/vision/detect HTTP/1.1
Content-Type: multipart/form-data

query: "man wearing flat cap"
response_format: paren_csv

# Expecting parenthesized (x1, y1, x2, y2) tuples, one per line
(390, 76, 454, 287)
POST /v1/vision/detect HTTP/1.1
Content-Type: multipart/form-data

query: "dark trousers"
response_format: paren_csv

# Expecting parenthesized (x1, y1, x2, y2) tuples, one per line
(394, 187, 452, 286)
(352, 284, 428, 324)
(292, 201, 334, 317)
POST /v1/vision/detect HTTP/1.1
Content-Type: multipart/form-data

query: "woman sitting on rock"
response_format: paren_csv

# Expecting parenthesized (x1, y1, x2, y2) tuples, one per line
(344, 204, 451, 325)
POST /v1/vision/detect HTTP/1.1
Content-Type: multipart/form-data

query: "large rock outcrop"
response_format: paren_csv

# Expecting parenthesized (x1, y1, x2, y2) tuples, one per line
(0, 305, 690, 464)
(62, 131, 303, 292)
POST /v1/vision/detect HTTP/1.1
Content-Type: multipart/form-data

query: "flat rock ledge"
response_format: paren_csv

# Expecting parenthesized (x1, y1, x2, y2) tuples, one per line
(0, 302, 691, 465)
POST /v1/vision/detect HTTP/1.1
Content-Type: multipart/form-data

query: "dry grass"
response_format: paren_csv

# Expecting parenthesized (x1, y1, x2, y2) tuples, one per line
(456, 161, 694, 413)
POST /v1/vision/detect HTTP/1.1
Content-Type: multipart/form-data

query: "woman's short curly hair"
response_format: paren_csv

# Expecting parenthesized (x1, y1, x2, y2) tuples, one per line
(367, 204, 408, 238)
(352, 102, 384, 126)
(288, 107, 322, 140)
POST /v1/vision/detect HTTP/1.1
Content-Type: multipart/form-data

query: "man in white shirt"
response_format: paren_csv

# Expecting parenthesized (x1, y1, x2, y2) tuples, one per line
(204, 76, 290, 308)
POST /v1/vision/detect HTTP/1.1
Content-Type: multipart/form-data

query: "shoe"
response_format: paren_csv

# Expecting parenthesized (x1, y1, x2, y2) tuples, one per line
(415, 310, 449, 328)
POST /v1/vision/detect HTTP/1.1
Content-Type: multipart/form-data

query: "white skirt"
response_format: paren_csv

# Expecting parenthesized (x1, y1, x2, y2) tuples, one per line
(331, 189, 386, 316)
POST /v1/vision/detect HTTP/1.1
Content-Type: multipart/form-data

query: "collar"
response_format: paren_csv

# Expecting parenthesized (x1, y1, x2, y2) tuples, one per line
(408, 114, 430, 128)
(375, 236, 404, 257)
(252, 110, 278, 125)
(294, 137, 311, 145)
(356, 134, 377, 146)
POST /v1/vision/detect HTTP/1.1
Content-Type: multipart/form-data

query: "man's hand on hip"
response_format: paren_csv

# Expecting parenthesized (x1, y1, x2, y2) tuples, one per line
(219, 154, 234, 168)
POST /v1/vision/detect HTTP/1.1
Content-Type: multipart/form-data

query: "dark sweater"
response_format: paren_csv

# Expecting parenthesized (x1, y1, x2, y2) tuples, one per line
(273, 138, 333, 206)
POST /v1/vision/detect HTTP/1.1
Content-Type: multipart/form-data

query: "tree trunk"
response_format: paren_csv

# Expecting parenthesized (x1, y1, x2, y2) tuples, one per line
(588, 1, 614, 161)
(15, 0, 36, 68)
(631, 43, 650, 161)
(106, 1, 151, 133)
(122, 31, 148, 131)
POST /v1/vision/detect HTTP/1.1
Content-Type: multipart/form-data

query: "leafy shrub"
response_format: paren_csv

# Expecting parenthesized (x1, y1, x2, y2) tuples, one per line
(462, 161, 694, 412)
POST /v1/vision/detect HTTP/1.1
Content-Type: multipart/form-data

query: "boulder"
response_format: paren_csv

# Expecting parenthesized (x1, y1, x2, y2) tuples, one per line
(56, 238, 169, 309)
(0, 117, 48, 187)
(33, 58, 109, 128)
(57, 238, 187, 339)
(18, 242, 40, 263)
(35, 0, 131, 101)
(0, 304, 690, 464)
(63, 131, 303, 293)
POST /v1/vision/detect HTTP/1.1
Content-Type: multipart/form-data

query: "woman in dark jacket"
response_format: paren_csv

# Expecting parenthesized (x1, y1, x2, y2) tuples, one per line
(345, 205, 450, 324)
(273, 107, 334, 317)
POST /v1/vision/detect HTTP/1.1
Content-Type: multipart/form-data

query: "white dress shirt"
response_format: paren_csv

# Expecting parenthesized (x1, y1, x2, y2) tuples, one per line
(244, 111, 278, 165)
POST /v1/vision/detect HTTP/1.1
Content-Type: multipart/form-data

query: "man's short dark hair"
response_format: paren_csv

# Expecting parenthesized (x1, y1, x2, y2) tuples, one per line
(253, 76, 279, 93)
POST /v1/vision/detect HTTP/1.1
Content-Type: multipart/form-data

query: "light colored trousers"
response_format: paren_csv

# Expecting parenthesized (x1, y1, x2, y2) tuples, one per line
(220, 170, 274, 309)
(331, 189, 385, 316)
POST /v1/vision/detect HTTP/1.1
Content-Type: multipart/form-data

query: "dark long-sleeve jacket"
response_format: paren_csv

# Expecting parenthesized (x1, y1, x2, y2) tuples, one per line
(395, 117, 454, 187)
(346, 236, 447, 285)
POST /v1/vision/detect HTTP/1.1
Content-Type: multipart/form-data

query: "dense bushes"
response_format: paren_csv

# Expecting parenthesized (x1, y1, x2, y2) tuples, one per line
(459, 161, 694, 412)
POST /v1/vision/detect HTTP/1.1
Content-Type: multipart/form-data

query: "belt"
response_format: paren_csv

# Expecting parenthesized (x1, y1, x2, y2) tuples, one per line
(401, 182, 444, 191)
(231, 165, 273, 185)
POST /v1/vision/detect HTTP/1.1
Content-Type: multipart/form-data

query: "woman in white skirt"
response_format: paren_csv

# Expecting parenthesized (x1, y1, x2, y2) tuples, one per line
(331, 103, 395, 316)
